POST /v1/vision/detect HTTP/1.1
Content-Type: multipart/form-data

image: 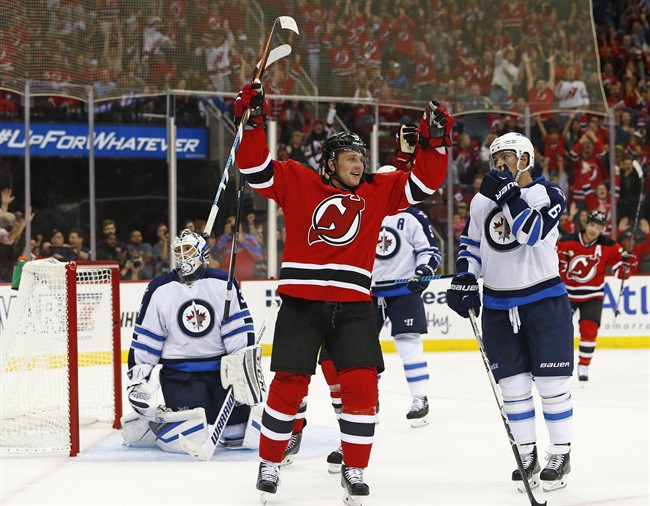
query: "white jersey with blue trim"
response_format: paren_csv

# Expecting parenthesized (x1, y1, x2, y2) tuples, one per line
(457, 177, 567, 310)
(372, 207, 441, 298)
(128, 269, 255, 373)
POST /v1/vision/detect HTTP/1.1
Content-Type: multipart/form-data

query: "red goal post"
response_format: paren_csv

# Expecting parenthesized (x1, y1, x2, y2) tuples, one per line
(0, 259, 122, 456)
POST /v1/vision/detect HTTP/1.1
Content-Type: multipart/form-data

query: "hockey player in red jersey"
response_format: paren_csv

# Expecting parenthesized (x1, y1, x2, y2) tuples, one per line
(556, 210, 637, 381)
(234, 80, 451, 504)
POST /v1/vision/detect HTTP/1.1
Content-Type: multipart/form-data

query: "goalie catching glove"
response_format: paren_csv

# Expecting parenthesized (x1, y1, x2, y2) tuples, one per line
(417, 100, 454, 149)
(234, 79, 268, 130)
(221, 344, 266, 406)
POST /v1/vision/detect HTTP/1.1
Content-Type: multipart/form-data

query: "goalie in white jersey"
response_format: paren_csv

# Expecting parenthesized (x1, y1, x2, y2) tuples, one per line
(120, 229, 262, 454)
(446, 132, 574, 493)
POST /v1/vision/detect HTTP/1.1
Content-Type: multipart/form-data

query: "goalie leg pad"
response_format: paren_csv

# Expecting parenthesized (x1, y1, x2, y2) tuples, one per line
(149, 407, 209, 454)
(221, 345, 266, 406)
(120, 412, 156, 447)
(241, 403, 264, 449)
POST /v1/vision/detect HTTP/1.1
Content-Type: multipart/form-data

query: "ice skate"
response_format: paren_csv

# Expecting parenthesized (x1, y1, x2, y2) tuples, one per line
(578, 364, 589, 382)
(257, 460, 280, 504)
(406, 396, 429, 428)
(341, 465, 369, 506)
(327, 445, 343, 473)
(541, 449, 571, 491)
(511, 446, 540, 493)
(280, 431, 302, 466)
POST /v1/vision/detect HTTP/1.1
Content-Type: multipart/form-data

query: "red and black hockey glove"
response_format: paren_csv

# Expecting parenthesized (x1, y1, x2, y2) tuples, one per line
(395, 124, 417, 165)
(417, 100, 453, 149)
(234, 80, 268, 130)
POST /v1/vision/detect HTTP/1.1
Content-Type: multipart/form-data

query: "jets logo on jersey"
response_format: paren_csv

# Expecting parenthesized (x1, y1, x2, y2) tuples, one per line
(566, 254, 601, 282)
(177, 299, 215, 338)
(484, 207, 520, 251)
(376, 226, 401, 260)
(308, 194, 366, 246)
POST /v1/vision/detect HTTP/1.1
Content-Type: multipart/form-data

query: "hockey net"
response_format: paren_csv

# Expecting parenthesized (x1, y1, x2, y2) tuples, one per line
(0, 259, 122, 456)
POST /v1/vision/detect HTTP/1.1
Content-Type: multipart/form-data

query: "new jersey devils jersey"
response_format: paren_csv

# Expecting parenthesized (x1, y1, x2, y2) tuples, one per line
(236, 128, 448, 302)
(556, 233, 625, 302)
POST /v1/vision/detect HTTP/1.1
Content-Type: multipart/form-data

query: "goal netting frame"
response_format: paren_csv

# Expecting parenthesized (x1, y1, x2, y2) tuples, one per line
(0, 259, 122, 456)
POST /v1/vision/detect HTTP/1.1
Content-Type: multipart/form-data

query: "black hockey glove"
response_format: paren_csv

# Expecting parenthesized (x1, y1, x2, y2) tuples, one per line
(479, 169, 521, 207)
(417, 100, 454, 149)
(446, 274, 481, 319)
(407, 264, 436, 293)
(395, 124, 417, 165)
(234, 80, 267, 129)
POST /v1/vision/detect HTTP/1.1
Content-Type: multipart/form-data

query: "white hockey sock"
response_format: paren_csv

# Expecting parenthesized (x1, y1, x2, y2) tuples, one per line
(535, 376, 573, 446)
(499, 373, 537, 446)
(394, 333, 429, 398)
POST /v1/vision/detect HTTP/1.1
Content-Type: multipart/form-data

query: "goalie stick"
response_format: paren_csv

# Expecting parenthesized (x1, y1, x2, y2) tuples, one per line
(179, 301, 280, 460)
(468, 309, 547, 506)
(372, 273, 454, 288)
(202, 16, 299, 238)
(614, 160, 644, 318)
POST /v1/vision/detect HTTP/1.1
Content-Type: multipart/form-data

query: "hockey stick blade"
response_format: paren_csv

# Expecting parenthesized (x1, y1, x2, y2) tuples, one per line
(632, 159, 644, 179)
(179, 302, 280, 460)
(256, 44, 292, 72)
(468, 310, 546, 506)
(277, 16, 299, 34)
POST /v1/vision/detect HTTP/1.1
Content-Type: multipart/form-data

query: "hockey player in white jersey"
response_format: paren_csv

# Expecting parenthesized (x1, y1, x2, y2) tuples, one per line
(120, 229, 263, 454)
(446, 132, 574, 493)
(371, 169, 441, 427)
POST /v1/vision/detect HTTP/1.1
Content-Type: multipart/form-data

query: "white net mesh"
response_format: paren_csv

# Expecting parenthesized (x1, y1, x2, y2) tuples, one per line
(0, 259, 118, 454)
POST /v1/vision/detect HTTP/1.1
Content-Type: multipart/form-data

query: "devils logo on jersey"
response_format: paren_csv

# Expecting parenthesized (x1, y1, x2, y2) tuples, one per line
(308, 194, 366, 246)
(566, 254, 601, 282)
(177, 298, 215, 338)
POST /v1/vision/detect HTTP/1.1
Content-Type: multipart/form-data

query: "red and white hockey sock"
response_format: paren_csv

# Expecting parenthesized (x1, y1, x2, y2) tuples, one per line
(259, 372, 310, 463)
(320, 359, 342, 417)
(338, 367, 378, 469)
(578, 320, 599, 366)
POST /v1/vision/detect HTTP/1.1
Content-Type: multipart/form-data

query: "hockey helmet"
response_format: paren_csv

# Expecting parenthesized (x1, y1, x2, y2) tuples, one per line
(172, 229, 209, 278)
(319, 131, 368, 173)
(489, 132, 535, 181)
(587, 210, 607, 227)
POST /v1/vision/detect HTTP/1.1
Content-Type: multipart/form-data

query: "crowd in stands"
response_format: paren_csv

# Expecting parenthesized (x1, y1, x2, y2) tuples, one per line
(1, 0, 649, 279)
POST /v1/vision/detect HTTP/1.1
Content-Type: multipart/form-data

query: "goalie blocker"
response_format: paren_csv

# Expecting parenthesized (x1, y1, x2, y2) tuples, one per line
(221, 344, 266, 406)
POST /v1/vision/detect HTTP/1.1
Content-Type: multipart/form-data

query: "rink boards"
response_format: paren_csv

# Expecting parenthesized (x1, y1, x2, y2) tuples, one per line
(1, 276, 648, 360)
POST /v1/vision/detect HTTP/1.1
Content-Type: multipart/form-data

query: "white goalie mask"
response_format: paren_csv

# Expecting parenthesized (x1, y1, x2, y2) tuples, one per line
(489, 132, 535, 182)
(172, 229, 209, 278)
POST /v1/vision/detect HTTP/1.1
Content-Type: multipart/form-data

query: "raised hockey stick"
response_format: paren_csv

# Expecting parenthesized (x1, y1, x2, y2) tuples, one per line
(614, 160, 645, 318)
(372, 273, 454, 288)
(179, 301, 280, 460)
(223, 174, 247, 319)
(203, 17, 299, 238)
(468, 309, 547, 506)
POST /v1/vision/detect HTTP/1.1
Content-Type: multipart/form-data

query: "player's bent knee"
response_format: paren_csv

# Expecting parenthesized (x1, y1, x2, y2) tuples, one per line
(339, 367, 378, 413)
(579, 320, 599, 341)
(499, 372, 533, 399)
(120, 412, 156, 447)
(534, 376, 572, 398)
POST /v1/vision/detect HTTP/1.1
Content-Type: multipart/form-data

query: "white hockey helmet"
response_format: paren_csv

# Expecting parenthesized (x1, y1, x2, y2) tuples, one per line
(489, 132, 535, 181)
(172, 229, 209, 278)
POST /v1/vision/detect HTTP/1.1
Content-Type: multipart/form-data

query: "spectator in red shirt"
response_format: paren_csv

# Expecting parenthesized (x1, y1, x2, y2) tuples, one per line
(568, 130, 607, 205)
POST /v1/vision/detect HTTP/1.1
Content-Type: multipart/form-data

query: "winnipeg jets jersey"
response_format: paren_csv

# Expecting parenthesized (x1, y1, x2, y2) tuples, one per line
(372, 207, 441, 298)
(457, 177, 567, 309)
(128, 269, 254, 373)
